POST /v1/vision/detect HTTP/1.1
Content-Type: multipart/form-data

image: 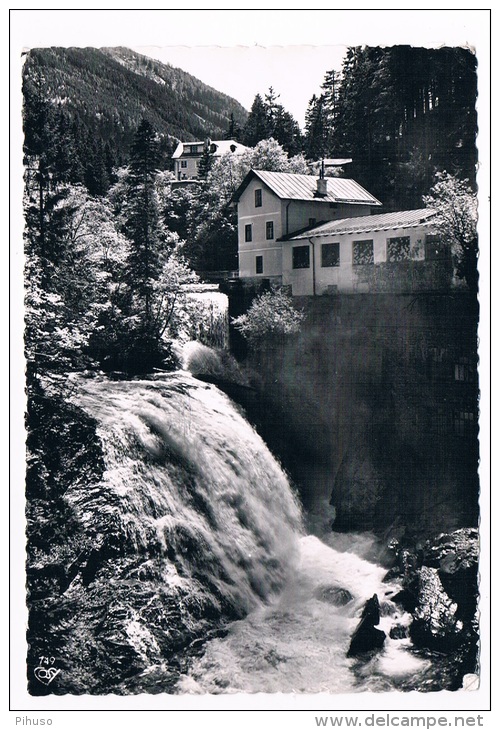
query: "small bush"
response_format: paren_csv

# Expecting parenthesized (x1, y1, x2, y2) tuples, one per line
(232, 288, 304, 347)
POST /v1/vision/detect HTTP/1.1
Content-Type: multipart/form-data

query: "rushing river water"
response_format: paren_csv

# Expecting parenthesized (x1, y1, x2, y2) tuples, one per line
(66, 369, 433, 695)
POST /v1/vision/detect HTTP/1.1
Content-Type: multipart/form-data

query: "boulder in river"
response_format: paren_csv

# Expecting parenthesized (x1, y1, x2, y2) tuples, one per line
(314, 584, 353, 607)
(347, 594, 386, 657)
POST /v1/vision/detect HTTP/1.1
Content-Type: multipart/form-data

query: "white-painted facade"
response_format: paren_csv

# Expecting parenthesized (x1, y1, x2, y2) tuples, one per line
(235, 171, 377, 281)
(172, 139, 248, 181)
(283, 212, 453, 296)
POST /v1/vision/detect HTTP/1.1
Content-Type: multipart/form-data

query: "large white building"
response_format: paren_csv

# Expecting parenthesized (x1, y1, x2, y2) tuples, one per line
(283, 208, 450, 295)
(232, 169, 455, 296)
(231, 170, 382, 284)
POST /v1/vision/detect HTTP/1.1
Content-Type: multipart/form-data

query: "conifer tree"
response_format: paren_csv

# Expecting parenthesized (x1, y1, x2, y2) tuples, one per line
(242, 94, 270, 147)
(123, 119, 162, 331)
(304, 94, 328, 161)
(225, 112, 241, 141)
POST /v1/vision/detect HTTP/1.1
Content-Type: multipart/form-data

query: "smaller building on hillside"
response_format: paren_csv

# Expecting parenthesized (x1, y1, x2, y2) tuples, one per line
(172, 138, 248, 181)
(282, 208, 454, 296)
(232, 170, 382, 284)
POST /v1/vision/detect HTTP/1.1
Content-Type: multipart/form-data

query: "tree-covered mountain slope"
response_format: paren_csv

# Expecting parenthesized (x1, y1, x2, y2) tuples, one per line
(23, 45, 248, 164)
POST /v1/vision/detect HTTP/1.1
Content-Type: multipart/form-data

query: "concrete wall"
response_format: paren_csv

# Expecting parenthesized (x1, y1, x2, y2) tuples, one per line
(283, 225, 453, 295)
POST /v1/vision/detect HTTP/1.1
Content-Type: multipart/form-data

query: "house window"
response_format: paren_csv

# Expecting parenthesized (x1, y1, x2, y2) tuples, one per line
(321, 242, 340, 267)
(255, 189, 262, 207)
(245, 224, 252, 242)
(181, 160, 187, 168)
(292, 245, 310, 269)
(452, 408, 477, 437)
(189, 145, 200, 153)
(427, 346, 447, 381)
(266, 221, 274, 240)
(353, 240, 374, 265)
(454, 357, 476, 382)
(428, 406, 449, 435)
(387, 236, 411, 262)
(256, 256, 263, 274)
(425, 234, 450, 261)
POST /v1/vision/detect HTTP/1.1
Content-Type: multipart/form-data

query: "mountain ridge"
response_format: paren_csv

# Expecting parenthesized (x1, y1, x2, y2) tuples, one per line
(23, 45, 249, 163)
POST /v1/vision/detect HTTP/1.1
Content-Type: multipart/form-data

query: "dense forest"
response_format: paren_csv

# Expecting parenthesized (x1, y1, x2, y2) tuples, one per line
(22, 46, 249, 178)
(22, 56, 310, 378)
(23, 44, 477, 207)
(304, 46, 478, 209)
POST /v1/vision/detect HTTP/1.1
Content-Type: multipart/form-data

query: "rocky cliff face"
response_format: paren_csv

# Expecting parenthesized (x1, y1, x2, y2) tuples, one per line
(237, 293, 479, 541)
(389, 528, 479, 691)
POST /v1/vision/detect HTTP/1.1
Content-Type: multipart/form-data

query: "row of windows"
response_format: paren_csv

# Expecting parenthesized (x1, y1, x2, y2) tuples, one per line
(427, 407, 478, 437)
(291, 236, 449, 270)
(245, 222, 274, 242)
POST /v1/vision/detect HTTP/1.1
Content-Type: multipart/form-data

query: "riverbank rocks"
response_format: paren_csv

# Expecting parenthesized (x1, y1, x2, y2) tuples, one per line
(409, 566, 463, 650)
(347, 594, 386, 657)
(423, 528, 479, 625)
(388, 527, 479, 685)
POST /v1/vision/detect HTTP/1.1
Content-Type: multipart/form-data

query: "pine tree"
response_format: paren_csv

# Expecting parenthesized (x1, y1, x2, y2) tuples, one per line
(304, 94, 328, 161)
(197, 144, 213, 179)
(123, 119, 162, 331)
(273, 106, 303, 156)
(242, 94, 270, 147)
(225, 112, 241, 141)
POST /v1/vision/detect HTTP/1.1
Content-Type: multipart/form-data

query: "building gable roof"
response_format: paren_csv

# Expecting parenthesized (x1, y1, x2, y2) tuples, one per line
(287, 208, 437, 240)
(231, 169, 382, 206)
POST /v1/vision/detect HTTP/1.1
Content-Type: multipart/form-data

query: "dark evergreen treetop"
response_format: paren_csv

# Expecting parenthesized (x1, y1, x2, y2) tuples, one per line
(329, 45, 477, 209)
(242, 89, 303, 156)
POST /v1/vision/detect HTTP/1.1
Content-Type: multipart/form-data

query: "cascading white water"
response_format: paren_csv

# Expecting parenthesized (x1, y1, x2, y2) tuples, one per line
(67, 371, 431, 694)
(185, 287, 229, 350)
(176, 534, 429, 694)
(72, 372, 302, 616)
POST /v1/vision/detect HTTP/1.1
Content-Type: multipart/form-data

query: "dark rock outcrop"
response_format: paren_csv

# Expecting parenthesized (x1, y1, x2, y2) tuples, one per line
(409, 566, 463, 651)
(388, 528, 479, 687)
(347, 594, 386, 657)
(423, 528, 479, 624)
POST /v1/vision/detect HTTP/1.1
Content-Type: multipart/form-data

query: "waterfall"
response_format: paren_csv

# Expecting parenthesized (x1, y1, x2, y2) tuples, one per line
(176, 534, 429, 695)
(72, 372, 301, 614)
(184, 286, 229, 350)
(30, 370, 434, 695)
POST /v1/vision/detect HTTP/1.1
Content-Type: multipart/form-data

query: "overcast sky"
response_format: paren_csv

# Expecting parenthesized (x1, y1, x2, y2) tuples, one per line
(133, 44, 348, 129)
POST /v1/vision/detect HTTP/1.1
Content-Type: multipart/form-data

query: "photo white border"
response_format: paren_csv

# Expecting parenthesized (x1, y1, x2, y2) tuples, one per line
(8, 5, 493, 724)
